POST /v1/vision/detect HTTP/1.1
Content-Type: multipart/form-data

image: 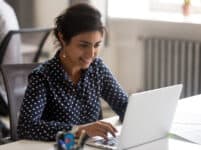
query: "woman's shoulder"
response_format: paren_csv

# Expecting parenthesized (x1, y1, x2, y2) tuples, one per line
(29, 58, 57, 78)
(28, 64, 47, 80)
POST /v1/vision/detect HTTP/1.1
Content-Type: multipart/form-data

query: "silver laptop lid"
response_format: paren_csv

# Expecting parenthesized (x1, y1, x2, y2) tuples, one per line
(119, 84, 182, 150)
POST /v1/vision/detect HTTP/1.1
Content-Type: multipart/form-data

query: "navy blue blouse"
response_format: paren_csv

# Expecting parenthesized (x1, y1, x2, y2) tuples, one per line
(17, 51, 128, 141)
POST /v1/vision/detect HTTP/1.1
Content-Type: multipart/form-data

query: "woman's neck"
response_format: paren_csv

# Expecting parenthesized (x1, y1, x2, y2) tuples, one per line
(59, 51, 81, 84)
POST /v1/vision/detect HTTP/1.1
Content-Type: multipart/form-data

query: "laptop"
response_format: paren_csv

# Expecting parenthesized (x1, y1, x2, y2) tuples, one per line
(86, 84, 183, 150)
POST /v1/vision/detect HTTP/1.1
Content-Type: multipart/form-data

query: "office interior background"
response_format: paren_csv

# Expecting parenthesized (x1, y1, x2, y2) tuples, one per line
(4, 0, 201, 116)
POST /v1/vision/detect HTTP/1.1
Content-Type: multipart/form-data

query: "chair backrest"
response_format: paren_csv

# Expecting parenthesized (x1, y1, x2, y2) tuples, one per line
(0, 28, 52, 64)
(0, 63, 40, 141)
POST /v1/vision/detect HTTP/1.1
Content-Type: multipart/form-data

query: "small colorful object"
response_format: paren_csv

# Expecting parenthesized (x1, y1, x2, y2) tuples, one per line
(64, 133, 75, 150)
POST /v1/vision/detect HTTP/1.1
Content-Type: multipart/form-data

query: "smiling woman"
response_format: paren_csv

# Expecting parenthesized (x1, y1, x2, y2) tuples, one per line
(17, 3, 128, 141)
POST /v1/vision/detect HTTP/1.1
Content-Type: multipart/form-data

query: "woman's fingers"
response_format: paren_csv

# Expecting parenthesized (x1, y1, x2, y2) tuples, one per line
(79, 121, 118, 139)
(97, 121, 117, 137)
(97, 132, 108, 140)
(99, 121, 118, 132)
(93, 129, 108, 139)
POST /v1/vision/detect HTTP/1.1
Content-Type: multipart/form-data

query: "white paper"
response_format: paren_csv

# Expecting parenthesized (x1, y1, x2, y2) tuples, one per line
(171, 123, 201, 144)
(173, 95, 201, 124)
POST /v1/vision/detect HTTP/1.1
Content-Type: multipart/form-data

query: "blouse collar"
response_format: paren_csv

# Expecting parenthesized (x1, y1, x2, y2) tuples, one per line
(49, 50, 93, 84)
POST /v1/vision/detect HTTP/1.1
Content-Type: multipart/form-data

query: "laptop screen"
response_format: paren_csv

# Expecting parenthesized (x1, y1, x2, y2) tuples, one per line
(86, 84, 182, 150)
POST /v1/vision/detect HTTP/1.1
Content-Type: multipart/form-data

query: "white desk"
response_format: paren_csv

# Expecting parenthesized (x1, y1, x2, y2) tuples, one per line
(1, 95, 201, 150)
(1, 136, 201, 150)
(0, 140, 54, 150)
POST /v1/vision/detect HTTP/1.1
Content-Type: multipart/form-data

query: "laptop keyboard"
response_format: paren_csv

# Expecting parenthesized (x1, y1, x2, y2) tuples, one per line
(95, 136, 119, 146)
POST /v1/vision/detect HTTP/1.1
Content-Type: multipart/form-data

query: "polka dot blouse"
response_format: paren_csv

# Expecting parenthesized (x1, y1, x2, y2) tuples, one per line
(17, 50, 128, 141)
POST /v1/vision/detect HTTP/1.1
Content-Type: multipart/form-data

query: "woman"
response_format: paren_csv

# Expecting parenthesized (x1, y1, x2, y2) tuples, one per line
(17, 3, 128, 141)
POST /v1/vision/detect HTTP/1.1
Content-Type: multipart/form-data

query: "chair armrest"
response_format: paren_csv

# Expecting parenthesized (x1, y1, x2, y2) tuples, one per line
(0, 136, 13, 145)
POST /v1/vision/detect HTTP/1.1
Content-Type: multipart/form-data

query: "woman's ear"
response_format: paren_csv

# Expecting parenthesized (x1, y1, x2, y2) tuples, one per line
(58, 32, 66, 47)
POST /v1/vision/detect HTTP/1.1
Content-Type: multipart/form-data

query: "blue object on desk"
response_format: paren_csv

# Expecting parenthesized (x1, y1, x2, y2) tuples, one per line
(58, 139, 66, 150)
(64, 133, 75, 150)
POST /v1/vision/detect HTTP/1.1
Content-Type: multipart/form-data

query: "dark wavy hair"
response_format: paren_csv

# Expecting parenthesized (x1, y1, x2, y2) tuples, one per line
(54, 3, 105, 47)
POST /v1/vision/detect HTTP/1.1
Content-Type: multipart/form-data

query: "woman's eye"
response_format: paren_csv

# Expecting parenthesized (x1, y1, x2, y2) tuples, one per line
(94, 44, 100, 48)
(80, 44, 89, 48)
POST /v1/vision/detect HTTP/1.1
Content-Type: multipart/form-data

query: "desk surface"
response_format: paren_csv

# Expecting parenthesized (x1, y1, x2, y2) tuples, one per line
(0, 140, 54, 150)
(1, 132, 201, 150)
(0, 116, 120, 150)
(1, 95, 201, 150)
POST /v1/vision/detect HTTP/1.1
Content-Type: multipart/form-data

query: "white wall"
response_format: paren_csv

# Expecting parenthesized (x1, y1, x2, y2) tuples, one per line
(32, 0, 107, 28)
(33, 0, 68, 28)
(107, 18, 201, 94)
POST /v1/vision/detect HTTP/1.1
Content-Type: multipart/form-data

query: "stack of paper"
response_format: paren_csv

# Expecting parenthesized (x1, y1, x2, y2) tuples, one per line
(171, 95, 201, 144)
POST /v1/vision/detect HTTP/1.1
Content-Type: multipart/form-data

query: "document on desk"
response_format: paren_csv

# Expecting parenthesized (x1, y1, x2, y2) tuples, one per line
(173, 95, 201, 124)
(171, 123, 201, 144)
(170, 95, 201, 144)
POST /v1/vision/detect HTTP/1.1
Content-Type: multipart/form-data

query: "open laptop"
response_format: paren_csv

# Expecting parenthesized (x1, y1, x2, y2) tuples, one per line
(86, 84, 183, 150)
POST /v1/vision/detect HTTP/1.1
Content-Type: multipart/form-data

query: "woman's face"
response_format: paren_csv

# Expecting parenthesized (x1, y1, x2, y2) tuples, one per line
(61, 31, 103, 70)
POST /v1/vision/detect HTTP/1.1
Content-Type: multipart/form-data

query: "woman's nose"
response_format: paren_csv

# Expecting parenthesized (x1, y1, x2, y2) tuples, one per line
(86, 47, 95, 58)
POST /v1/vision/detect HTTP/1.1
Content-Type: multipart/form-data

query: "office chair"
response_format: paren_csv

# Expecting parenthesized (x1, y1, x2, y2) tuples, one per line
(0, 28, 52, 64)
(0, 63, 40, 141)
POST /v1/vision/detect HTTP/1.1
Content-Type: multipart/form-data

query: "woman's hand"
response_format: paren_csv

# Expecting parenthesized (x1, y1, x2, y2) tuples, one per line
(77, 121, 117, 139)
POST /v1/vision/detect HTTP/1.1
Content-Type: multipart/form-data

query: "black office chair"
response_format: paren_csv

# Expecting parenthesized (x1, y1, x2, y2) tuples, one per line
(0, 28, 52, 64)
(0, 63, 40, 141)
(0, 28, 51, 121)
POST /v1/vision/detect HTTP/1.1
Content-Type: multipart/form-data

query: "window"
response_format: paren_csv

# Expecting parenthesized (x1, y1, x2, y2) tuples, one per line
(108, 0, 149, 18)
(150, 0, 201, 13)
(108, 0, 201, 18)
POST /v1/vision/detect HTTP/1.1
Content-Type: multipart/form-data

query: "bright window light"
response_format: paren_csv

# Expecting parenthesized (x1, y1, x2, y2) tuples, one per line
(108, 0, 149, 18)
(108, 0, 201, 18)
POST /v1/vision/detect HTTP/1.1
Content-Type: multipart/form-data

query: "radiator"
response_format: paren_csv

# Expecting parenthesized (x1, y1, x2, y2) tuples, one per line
(144, 37, 201, 98)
